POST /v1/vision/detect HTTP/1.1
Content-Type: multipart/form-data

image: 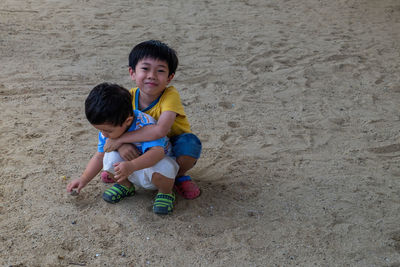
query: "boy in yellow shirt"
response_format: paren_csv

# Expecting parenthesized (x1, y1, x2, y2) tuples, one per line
(104, 40, 201, 199)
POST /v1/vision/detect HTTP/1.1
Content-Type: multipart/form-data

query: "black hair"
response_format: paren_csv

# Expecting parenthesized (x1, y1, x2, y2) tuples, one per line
(129, 40, 179, 76)
(85, 83, 133, 126)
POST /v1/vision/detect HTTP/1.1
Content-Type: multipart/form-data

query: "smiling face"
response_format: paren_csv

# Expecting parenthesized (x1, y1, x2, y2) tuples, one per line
(129, 57, 175, 99)
(92, 116, 133, 139)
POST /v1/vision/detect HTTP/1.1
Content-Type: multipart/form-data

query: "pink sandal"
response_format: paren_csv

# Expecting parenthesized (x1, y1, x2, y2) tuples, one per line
(174, 176, 200, 199)
(101, 171, 114, 183)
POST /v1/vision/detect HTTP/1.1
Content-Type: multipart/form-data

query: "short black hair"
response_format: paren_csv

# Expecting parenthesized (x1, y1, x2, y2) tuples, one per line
(129, 40, 178, 76)
(85, 83, 133, 126)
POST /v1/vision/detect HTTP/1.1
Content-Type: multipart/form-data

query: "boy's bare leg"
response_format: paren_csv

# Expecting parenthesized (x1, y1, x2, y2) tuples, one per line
(176, 155, 197, 177)
(174, 155, 200, 199)
(151, 172, 174, 194)
(152, 172, 175, 214)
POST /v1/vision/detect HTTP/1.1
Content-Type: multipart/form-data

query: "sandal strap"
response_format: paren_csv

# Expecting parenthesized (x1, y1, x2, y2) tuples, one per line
(106, 184, 133, 195)
(175, 175, 192, 184)
(155, 193, 175, 202)
(153, 193, 175, 215)
(103, 184, 135, 204)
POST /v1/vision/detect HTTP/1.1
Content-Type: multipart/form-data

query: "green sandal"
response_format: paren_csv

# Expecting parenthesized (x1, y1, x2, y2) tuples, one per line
(153, 193, 175, 215)
(102, 184, 135, 204)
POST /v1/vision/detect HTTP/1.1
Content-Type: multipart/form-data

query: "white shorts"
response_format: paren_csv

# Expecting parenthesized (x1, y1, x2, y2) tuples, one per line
(103, 151, 179, 190)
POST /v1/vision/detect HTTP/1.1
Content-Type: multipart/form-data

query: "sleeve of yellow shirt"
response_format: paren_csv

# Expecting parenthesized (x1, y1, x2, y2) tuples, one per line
(160, 86, 186, 117)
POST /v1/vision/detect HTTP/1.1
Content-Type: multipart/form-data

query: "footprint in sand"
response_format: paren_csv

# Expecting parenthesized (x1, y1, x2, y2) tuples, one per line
(368, 144, 400, 154)
(227, 121, 240, 128)
(24, 133, 43, 139)
(218, 101, 234, 110)
(391, 231, 400, 252)
(70, 129, 89, 140)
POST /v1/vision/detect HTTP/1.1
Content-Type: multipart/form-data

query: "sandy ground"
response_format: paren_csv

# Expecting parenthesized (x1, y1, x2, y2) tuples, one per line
(1, 0, 400, 266)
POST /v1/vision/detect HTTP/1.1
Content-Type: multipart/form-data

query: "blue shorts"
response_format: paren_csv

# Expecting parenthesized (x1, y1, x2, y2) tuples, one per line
(170, 133, 202, 159)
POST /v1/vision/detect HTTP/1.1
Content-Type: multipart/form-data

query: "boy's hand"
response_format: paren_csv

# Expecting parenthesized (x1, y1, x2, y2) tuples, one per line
(113, 161, 135, 182)
(117, 144, 140, 161)
(66, 178, 87, 194)
(104, 139, 122, 152)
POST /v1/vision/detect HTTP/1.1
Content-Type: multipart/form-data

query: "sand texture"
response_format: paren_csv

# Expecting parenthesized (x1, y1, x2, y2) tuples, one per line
(1, 0, 400, 266)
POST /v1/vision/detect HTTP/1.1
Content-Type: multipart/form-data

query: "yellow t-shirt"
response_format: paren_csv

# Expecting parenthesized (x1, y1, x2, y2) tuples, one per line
(129, 86, 191, 138)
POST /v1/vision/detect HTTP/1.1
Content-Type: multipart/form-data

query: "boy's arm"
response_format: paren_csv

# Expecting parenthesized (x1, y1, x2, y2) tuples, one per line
(104, 111, 176, 152)
(113, 146, 164, 182)
(67, 152, 104, 193)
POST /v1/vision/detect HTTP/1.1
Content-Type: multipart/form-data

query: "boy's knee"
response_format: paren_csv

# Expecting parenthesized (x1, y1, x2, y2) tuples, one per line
(103, 151, 124, 173)
(171, 133, 202, 159)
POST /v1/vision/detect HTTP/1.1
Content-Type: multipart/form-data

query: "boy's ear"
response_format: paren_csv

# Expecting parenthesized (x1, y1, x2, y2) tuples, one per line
(124, 115, 134, 126)
(129, 67, 135, 81)
(167, 73, 175, 84)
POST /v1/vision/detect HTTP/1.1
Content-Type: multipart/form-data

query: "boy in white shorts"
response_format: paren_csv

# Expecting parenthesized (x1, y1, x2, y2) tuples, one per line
(66, 82, 178, 215)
